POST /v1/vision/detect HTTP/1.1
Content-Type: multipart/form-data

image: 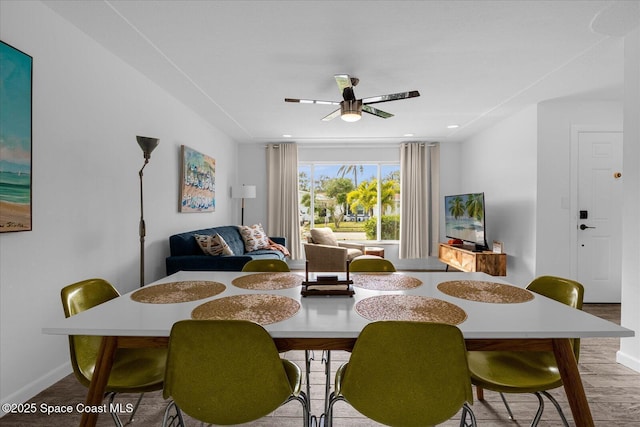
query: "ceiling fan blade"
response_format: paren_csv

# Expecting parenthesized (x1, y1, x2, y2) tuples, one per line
(361, 90, 420, 105)
(285, 98, 340, 105)
(362, 104, 394, 119)
(334, 74, 357, 102)
(321, 108, 342, 121)
(334, 74, 353, 90)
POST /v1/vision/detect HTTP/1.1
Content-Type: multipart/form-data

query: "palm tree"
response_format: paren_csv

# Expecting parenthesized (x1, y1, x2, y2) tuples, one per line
(380, 179, 399, 214)
(337, 164, 364, 186)
(465, 193, 484, 220)
(448, 196, 466, 219)
(347, 180, 378, 217)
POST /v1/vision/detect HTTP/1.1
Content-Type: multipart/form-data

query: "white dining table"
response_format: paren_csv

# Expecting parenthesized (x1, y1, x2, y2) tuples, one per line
(43, 270, 634, 427)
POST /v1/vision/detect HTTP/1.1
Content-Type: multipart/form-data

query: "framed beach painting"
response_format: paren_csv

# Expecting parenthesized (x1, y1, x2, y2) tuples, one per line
(179, 145, 215, 212)
(0, 41, 33, 233)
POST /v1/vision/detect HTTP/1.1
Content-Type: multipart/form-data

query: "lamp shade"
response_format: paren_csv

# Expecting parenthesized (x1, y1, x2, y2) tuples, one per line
(232, 185, 257, 199)
(136, 136, 159, 159)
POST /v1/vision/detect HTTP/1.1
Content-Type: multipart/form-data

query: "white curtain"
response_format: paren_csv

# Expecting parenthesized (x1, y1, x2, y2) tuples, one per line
(399, 143, 440, 258)
(266, 143, 302, 259)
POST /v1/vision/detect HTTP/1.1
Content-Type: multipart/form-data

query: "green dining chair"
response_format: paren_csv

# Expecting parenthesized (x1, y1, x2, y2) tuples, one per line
(326, 321, 477, 427)
(60, 278, 166, 427)
(239, 257, 319, 414)
(321, 255, 396, 415)
(468, 275, 584, 426)
(241, 258, 290, 272)
(162, 319, 309, 426)
(349, 257, 396, 272)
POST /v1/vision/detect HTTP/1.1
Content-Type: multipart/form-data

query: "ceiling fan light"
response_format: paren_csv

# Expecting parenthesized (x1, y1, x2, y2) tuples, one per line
(341, 112, 361, 122)
(341, 100, 362, 122)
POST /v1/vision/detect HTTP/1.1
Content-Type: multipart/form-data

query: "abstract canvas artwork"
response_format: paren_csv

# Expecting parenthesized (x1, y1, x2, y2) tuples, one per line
(0, 41, 33, 232)
(180, 145, 215, 212)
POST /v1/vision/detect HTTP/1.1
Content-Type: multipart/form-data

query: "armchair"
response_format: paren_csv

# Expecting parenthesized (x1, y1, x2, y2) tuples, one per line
(303, 227, 364, 272)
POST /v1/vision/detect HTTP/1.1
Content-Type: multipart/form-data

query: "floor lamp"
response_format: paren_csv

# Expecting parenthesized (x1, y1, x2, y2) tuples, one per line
(231, 184, 257, 225)
(137, 136, 159, 287)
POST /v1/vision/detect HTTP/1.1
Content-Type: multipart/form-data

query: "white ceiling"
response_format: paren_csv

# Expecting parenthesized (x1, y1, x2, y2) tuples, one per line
(43, 0, 639, 145)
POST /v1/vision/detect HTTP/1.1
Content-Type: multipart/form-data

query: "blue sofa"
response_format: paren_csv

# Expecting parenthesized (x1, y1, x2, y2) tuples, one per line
(166, 225, 287, 274)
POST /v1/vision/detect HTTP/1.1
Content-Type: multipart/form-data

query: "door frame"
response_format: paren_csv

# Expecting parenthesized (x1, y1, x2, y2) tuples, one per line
(569, 125, 623, 281)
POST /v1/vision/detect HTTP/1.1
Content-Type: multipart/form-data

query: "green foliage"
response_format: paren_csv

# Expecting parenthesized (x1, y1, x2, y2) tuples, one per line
(448, 196, 466, 219)
(313, 222, 365, 232)
(363, 215, 400, 240)
(448, 194, 484, 221)
(324, 178, 355, 227)
(465, 193, 484, 220)
(348, 179, 399, 218)
(298, 171, 310, 192)
(348, 180, 378, 216)
(324, 178, 354, 205)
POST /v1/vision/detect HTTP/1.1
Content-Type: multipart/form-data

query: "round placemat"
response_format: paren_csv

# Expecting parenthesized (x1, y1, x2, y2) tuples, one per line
(352, 273, 423, 291)
(232, 272, 303, 290)
(355, 295, 467, 325)
(191, 294, 300, 325)
(131, 281, 226, 304)
(437, 280, 534, 304)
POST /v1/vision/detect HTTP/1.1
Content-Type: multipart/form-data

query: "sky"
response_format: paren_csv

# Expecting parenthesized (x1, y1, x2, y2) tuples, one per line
(0, 41, 32, 173)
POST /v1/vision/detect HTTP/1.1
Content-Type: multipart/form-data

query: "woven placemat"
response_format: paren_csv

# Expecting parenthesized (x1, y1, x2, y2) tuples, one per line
(352, 273, 423, 290)
(437, 280, 534, 304)
(191, 294, 300, 325)
(355, 295, 467, 325)
(232, 272, 303, 290)
(131, 281, 226, 304)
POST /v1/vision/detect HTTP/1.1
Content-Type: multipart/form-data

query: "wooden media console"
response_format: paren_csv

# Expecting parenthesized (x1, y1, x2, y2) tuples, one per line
(438, 243, 507, 276)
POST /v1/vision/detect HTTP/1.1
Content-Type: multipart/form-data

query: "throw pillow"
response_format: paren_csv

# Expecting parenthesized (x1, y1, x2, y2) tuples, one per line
(310, 227, 338, 246)
(238, 223, 270, 252)
(194, 234, 234, 256)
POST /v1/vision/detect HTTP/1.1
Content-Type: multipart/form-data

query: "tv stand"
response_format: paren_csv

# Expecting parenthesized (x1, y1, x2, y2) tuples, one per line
(438, 243, 506, 276)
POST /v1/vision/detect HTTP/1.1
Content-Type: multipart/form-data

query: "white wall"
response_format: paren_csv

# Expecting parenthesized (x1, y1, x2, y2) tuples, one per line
(536, 99, 622, 280)
(619, 27, 640, 372)
(0, 1, 238, 406)
(457, 105, 539, 287)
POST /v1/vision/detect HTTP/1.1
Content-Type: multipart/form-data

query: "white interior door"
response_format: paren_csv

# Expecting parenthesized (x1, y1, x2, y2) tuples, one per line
(576, 131, 623, 303)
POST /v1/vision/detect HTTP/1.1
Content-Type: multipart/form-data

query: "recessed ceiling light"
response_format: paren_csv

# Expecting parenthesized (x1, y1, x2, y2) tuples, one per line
(282, 134, 292, 138)
(447, 124, 460, 129)
(403, 133, 414, 137)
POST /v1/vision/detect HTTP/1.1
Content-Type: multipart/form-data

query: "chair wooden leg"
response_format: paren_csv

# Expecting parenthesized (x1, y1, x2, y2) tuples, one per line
(475, 386, 484, 400)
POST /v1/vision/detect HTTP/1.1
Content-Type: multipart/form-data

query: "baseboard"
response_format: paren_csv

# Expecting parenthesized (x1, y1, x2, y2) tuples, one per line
(0, 362, 71, 417)
(616, 350, 640, 373)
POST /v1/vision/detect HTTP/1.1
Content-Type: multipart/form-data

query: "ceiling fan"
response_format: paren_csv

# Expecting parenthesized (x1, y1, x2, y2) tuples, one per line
(285, 74, 420, 122)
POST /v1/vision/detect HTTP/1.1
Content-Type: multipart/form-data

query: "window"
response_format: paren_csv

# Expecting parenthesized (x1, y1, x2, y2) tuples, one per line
(298, 163, 400, 241)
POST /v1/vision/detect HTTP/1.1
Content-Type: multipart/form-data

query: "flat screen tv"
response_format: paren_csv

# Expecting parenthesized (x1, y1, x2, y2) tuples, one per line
(444, 192, 488, 250)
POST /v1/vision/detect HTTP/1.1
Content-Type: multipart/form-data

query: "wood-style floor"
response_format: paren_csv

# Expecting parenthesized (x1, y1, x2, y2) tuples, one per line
(1, 304, 637, 426)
